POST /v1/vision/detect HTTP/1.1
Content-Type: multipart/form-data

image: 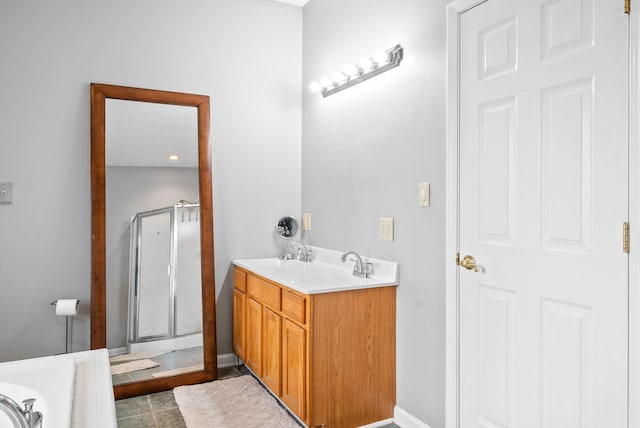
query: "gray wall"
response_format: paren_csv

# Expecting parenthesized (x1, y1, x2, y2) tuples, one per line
(0, 0, 302, 362)
(302, 0, 446, 426)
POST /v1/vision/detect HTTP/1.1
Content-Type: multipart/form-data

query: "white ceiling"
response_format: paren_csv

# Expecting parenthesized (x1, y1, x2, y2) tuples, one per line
(271, 0, 309, 6)
(106, 99, 199, 168)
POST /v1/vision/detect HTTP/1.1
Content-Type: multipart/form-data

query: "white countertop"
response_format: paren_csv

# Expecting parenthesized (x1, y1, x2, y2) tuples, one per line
(233, 246, 399, 294)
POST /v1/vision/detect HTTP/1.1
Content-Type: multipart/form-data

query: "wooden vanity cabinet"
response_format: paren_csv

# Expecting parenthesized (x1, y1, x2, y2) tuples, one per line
(233, 266, 396, 428)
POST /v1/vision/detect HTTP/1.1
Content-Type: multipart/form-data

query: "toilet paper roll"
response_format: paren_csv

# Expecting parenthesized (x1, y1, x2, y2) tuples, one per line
(55, 299, 79, 316)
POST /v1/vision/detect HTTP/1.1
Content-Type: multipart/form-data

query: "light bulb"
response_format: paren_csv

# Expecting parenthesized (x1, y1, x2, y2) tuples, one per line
(168, 155, 179, 161)
(309, 81, 322, 92)
(331, 71, 348, 85)
(358, 57, 374, 72)
(319, 76, 333, 88)
(344, 64, 360, 77)
(373, 50, 390, 65)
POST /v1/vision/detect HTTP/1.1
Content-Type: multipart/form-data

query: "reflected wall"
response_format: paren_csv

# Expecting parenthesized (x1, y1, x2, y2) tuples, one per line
(106, 166, 199, 349)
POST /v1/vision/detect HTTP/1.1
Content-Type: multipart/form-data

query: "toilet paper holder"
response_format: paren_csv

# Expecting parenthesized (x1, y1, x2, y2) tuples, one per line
(50, 299, 79, 354)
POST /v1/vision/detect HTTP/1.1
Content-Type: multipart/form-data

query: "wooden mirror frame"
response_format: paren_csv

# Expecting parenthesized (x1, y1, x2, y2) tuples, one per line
(90, 83, 217, 399)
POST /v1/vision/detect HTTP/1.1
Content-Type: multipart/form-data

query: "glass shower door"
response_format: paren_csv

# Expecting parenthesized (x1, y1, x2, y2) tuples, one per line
(134, 208, 173, 341)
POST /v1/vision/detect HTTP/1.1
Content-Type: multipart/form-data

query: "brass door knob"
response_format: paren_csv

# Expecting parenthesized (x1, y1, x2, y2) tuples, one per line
(460, 255, 480, 272)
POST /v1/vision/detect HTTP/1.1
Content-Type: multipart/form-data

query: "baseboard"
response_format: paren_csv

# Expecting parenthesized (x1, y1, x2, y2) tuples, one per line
(217, 353, 238, 368)
(108, 347, 127, 357)
(394, 406, 432, 428)
(358, 418, 395, 427)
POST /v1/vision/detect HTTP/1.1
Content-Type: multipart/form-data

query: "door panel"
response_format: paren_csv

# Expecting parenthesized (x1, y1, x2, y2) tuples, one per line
(458, 0, 628, 427)
(263, 307, 282, 395)
(540, 78, 593, 250)
(246, 297, 263, 376)
(282, 318, 306, 419)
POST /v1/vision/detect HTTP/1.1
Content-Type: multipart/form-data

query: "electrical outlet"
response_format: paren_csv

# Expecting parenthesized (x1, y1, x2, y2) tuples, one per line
(379, 218, 394, 241)
(0, 183, 12, 204)
(419, 183, 430, 207)
(303, 213, 312, 230)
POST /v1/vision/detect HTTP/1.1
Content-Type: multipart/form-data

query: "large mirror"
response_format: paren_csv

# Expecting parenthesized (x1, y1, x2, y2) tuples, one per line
(91, 83, 217, 399)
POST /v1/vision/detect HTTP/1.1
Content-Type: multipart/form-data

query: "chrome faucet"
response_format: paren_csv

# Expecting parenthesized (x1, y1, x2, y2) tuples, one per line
(0, 395, 43, 428)
(341, 250, 373, 278)
(291, 240, 314, 262)
(280, 240, 314, 262)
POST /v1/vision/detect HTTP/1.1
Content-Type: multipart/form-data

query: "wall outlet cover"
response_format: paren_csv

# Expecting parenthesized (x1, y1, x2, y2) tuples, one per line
(0, 183, 12, 204)
(419, 183, 430, 207)
(303, 213, 312, 230)
(379, 217, 394, 241)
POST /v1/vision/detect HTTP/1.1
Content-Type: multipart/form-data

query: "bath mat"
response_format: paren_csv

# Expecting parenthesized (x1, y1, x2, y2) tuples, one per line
(174, 375, 301, 428)
(152, 364, 204, 378)
(109, 350, 171, 363)
(110, 359, 160, 375)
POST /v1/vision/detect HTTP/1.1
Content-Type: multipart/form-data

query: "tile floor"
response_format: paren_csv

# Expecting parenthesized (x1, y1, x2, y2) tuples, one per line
(116, 365, 402, 428)
(115, 365, 245, 427)
(112, 346, 204, 386)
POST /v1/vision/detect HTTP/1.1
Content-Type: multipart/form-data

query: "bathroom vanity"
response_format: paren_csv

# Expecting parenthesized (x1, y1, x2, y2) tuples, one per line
(233, 248, 398, 428)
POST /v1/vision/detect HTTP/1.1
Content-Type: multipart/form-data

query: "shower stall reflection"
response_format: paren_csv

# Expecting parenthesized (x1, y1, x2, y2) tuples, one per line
(111, 203, 203, 385)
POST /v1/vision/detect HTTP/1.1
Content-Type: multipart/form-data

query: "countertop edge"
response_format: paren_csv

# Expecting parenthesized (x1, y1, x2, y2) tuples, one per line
(232, 259, 399, 295)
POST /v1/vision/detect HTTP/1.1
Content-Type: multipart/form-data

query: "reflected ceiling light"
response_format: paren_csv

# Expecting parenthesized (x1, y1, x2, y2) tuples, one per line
(168, 154, 180, 161)
(309, 44, 403, 98)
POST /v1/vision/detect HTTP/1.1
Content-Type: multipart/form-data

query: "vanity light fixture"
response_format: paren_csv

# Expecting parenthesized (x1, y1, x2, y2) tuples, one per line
(309, 44, 403, 98)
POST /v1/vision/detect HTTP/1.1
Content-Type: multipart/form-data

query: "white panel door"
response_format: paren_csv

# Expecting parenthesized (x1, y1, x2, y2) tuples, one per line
(458, 1, 628, 427)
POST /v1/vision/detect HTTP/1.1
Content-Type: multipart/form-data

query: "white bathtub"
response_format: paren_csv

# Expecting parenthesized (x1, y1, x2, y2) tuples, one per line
(0, 354, 75, 427)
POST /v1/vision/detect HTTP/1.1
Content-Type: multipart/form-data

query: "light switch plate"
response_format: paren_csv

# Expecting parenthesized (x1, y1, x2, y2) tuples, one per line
(303, 213, 312, 230)
(419, 183, 430, 207)
(0, 183, 12, 204)
(379, 218, 394, 241)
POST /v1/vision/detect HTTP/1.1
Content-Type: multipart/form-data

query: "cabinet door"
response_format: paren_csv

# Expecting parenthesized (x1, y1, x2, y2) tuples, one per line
(246, 297, 263, 376)
(262, 307, 281, 395)
(282, 319, 306, 419)
(233, 289, 246, 360)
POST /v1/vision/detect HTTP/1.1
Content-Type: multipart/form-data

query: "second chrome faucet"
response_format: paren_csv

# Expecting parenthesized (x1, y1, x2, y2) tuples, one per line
(341, 250, 373, 278)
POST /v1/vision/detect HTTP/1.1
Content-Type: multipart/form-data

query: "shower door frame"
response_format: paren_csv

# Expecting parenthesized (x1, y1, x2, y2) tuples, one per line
(128, 203, 201, 345)
(129, 205, 177, 344)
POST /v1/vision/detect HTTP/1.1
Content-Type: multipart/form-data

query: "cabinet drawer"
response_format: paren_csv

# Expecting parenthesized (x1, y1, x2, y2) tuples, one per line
(247, 275, 281, 310)
(234, 269, 247, 292)
(282, 290, 306, 324)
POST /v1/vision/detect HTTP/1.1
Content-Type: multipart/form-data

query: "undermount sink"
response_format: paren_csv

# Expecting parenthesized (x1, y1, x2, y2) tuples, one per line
(292, 272, 364, 287)
(243, 258, 304, 270)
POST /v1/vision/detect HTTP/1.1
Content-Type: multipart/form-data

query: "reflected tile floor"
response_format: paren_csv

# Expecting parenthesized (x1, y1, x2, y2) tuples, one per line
(116, 365, 402, 427)
(112, 346, 204, 386)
